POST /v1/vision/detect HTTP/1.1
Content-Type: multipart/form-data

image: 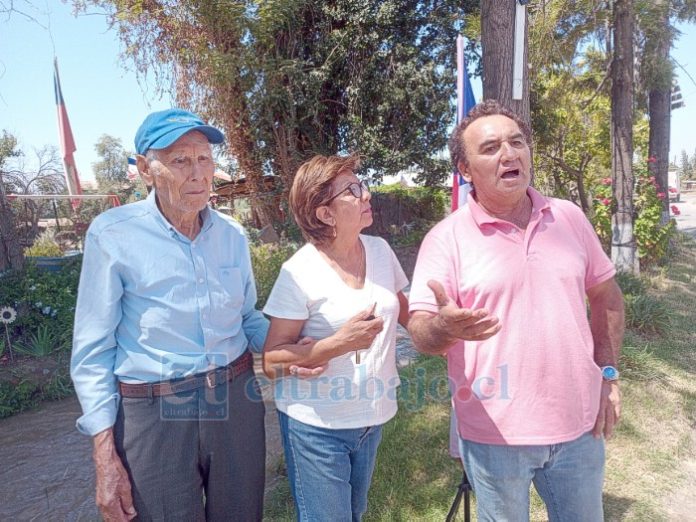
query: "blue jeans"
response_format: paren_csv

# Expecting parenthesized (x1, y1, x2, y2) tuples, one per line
(278, 411, 383, 522)
(458, 431, 605, 522)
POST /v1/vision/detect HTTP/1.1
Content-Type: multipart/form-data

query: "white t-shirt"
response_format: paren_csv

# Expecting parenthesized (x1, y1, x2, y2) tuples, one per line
(263, 235, 408, 429)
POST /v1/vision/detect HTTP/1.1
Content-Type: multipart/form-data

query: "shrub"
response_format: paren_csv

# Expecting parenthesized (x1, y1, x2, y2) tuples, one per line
(0, 256, 81, 353)
(615, 271, 645, 297)
(250, 242, 299, 309)
(633, 172, 676, 267)
(0, 380, 38, 418)
(591, 164, 676, 266)
(24, 229, 63, 257)
(14, 325, 60, 357)
(624, 294, 671, 335)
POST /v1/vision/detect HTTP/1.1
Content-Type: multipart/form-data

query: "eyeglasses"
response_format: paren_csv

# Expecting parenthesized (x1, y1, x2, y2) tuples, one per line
(326, 180, 369, 204)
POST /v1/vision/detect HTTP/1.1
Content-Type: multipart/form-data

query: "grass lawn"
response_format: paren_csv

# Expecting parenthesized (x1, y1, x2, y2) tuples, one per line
(264, 234, 696, 521)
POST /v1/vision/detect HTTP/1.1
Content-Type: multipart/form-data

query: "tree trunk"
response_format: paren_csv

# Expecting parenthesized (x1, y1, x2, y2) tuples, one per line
(647, 5, 672, 225)
(210, 86, 279, 230)
(481, 1, 530, 128)
(610, 0, 637, 273)
(648, 89, 671, 224)
(0, 177, 25, 272)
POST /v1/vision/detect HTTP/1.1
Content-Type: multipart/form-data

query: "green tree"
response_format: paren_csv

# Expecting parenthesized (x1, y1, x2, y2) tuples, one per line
(679, 149, 691, 179)
(76, 0, 478, 226)
(636, 0, 696, 223)
(531, 49, 611, 213)
(0, 131, 25, 271)
(92, 134, 139, 203)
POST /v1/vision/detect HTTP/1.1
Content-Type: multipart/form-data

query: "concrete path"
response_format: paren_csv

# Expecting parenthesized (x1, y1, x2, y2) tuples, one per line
(673, 189, 696, 238)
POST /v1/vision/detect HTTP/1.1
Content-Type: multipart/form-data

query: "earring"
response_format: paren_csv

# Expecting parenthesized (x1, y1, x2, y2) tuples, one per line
(332, 226, 337, 238)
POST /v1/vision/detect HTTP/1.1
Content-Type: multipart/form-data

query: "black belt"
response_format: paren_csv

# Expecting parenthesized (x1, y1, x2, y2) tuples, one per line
(118, 351, 253, 398)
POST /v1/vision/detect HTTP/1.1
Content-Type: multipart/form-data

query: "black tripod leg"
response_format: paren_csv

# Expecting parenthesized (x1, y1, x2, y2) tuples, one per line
(446, 469, 472, 522)
(445, 484, 464, 521)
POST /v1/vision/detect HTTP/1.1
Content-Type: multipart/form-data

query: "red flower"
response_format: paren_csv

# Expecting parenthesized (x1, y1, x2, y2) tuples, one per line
(648, 156, 657, 163)
(602, 177, 612, 186)
(601, 198, 611, 206)
(657, 192, 666, 199)
(671, 205, 681, 215)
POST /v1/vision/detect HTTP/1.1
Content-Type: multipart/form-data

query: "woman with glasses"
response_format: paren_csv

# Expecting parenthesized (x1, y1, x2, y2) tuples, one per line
(262, 154, 409, 521)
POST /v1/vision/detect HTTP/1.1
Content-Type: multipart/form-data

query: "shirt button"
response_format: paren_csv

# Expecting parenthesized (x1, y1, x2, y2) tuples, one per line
(198, 278, 204, 284)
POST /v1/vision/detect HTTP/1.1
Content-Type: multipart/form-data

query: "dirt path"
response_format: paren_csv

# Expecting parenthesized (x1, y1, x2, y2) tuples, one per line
(0, 358, 284, 522)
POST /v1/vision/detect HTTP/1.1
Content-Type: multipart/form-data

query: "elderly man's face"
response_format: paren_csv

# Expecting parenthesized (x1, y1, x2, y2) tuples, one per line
(142, 130, 214, 219)
(459, 115, 531, 207)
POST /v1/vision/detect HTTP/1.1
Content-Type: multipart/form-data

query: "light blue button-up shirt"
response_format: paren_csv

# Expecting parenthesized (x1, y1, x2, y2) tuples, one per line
(71, 190, 268, 436)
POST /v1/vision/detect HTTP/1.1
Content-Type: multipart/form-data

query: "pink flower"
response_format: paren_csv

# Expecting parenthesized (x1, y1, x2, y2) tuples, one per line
(602, 177, 612, 186)
(657, 192, 666, 199)
(649, 176, 656, 183)
(648, 156, 657, 163)
(671, 205, 681, 215)
(601, 198, 611, 206)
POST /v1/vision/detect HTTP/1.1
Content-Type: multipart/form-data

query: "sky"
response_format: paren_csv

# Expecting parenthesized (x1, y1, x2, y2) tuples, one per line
(1, 2, 695, 183)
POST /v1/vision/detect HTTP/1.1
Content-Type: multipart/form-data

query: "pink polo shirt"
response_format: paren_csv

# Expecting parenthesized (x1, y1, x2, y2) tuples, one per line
(409, 188, 616, 445)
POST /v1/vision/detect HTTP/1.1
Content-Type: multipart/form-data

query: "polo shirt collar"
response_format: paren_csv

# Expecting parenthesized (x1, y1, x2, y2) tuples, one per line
(467, 186, 551, 227)
(145, 188, 213, 237)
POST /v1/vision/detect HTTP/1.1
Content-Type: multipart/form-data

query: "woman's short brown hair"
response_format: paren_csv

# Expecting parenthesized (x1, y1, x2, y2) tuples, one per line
(289, 154, 361, 245)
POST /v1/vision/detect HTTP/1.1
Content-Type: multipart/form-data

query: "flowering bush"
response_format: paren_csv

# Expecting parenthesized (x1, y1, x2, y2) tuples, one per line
(0, 257, 81, 353)
(591, 167, 675, 267)
(633, 170, 676, 267)
(592, 177, 613, 249)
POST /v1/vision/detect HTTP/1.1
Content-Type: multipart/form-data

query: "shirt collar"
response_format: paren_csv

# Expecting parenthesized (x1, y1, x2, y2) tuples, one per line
(145, 188, 213, 238)
(467, 186, 551, 227)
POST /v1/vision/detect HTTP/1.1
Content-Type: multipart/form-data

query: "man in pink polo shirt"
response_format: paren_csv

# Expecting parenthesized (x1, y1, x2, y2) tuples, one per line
(408, 100, 625, 521)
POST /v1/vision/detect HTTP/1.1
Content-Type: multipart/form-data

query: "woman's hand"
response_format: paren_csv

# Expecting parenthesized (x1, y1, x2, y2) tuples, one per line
(332, 303, 384, 353)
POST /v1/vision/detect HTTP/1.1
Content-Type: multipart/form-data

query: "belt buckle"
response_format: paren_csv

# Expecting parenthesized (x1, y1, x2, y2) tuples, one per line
(206, 371, 218, 388)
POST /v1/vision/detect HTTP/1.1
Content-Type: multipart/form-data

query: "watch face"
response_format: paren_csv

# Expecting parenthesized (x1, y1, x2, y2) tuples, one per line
(602, 366, 619, 380)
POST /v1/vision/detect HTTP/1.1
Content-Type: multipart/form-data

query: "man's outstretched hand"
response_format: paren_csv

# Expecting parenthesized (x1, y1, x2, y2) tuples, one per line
(428, 280, 502, 342)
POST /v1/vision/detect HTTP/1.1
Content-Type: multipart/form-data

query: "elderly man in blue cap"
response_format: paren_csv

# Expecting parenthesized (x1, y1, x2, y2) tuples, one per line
(71, 109, 269, 521)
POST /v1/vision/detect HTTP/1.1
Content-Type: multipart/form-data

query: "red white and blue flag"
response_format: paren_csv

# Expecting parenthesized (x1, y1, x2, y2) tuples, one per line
(451, 35, 476, 212)
(54, 58, 82, 208)
(127, 157, 139, 180)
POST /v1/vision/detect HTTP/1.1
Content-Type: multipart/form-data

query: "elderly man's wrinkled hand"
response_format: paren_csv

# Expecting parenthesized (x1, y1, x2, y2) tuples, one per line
(428, 280, 501, 342)
(593, 381, 621, 439)
(93, 429, 136, 521)
(286, 336, 325, 378)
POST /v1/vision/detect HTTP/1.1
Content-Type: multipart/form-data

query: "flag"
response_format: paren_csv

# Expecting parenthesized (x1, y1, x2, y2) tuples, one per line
(54, 58, 82, 208)
(451, 35, 476, 212)
(127, 157, 139, 181)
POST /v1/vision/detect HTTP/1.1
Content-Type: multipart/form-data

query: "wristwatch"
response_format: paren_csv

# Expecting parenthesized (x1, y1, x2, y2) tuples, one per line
(600, 365, 620, 381)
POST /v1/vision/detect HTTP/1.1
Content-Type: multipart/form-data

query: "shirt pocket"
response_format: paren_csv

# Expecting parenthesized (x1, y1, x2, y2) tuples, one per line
(210, 267, 244, 327)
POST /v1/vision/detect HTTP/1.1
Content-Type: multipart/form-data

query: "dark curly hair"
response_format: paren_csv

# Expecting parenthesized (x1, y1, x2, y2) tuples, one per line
(448, 99, 532, 172)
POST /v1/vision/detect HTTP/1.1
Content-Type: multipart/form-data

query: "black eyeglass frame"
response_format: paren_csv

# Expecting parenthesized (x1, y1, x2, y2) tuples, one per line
(325, 180, 369, 205)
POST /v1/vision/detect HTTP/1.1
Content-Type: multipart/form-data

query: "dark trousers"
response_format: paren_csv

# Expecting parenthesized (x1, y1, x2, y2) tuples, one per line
(113, 365, 266, 521)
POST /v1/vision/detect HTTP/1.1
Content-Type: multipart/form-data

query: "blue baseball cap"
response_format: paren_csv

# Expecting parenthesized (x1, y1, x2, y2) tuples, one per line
(134, 108, 224, 155)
